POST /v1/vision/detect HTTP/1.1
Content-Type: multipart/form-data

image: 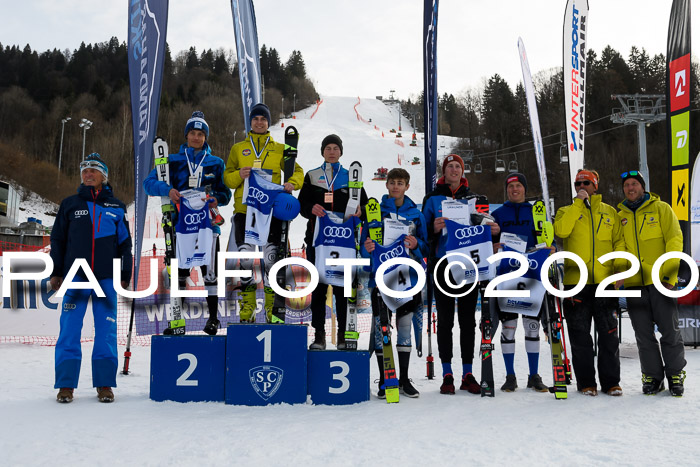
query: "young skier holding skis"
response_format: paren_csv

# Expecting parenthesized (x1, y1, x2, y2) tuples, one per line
(298, 134, 367, 349)
(422, 154, 500, 395)
(553, 169, 623, 396)
(143, 111, 231, 335)
(361, 168, 429, 398)
(51, 154, 132, 403)
(223, 103, 304, 323)
(491, 173, 550, 392)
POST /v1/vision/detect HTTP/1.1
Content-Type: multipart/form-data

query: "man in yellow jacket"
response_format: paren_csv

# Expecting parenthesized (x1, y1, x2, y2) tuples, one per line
(224, 103, 304, 322)
(554, 169, 624, 397)
(616, 170, 686, 396)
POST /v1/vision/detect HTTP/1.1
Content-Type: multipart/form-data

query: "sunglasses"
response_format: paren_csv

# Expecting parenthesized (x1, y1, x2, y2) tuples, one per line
(621, 171, 639, 178)
(574, 180, 591, 187)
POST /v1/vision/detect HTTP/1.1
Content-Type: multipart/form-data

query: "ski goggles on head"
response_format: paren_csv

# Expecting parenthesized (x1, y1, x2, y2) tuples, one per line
(79, 159, 108, 179)
(79, 160, 104, 171)
(620, 171, 640, 179)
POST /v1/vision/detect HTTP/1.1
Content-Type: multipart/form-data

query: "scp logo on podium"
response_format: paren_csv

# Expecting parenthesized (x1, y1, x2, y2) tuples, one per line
(249, 365, 284, 401)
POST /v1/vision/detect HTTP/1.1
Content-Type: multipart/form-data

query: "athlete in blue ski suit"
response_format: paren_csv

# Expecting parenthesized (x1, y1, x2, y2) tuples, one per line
(490, 173, 548, 392)
(50, 154, 132, 402)
(361, 169, 429, 398)
(143, 111, 231, 335)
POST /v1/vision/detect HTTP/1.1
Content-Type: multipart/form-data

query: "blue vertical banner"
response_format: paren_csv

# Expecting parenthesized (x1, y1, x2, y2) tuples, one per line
(231, 0, 262, 133)
(128, 0, 168, 283)
(423, 0, 439, 194)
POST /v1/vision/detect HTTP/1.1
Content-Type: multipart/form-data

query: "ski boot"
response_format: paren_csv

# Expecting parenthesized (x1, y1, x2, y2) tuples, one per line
(238, 285, 257, 323)
(263, 286, 276, 323)
(642, 374, 665, 395)
(397, 351, 419, 397)
(668, 371, 686, 397)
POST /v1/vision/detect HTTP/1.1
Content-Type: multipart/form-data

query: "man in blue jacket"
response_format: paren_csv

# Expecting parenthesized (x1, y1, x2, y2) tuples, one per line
(422, 154, 500, 395)
(491, 173, 549, 393)
(144, 111, 231, 335)
(50, 153, 132, 403)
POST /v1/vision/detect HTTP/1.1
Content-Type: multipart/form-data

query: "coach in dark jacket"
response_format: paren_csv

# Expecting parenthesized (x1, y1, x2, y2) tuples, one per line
(50, 153, 132, 404)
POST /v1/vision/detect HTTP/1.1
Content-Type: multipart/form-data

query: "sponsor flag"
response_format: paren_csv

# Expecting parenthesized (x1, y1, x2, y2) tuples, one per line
(423, 0, 439, 194)
(563, 0, 588, 196)
(518, 38, 550, 219)
(667, 0, 692, 243)
(231, 0, 262, 134)
(128, 0, 168, 286)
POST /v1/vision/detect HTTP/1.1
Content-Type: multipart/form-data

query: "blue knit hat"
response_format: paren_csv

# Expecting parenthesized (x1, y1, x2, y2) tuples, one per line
(80, 153, 109, 181)
(250, 103, 271, 124)
(184, 111, 209, 139)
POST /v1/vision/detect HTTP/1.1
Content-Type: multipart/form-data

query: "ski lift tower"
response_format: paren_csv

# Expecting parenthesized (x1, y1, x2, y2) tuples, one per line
(610, 94, 666, 190)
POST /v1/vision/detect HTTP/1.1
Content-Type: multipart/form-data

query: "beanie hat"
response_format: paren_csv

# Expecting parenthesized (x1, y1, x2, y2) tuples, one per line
(505, 172, 527, 192)
(621, 170, 646, 189)
(184, 111, 209, 139)
(575, 169, 599, 190)
(321, 134, 343, 155)
(80, 153, 108, 181)
(442, 154, 464, 174)
(250, 103, 271, 124)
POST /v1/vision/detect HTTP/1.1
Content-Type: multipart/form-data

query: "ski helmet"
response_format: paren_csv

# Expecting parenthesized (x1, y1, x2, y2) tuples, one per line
(272, 193, 300, 221)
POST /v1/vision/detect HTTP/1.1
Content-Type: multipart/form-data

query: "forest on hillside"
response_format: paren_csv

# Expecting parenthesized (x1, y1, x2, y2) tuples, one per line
(401, 46, 700, 207)
(0, 39, 318, 203)
(0, 38, 698, 209)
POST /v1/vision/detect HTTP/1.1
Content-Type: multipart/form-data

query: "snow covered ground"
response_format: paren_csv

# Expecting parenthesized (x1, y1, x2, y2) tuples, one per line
(1, 317, 698, 466)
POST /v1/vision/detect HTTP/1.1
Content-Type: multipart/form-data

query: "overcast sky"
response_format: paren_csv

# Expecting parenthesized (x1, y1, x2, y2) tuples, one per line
(2, 1, 695, 100)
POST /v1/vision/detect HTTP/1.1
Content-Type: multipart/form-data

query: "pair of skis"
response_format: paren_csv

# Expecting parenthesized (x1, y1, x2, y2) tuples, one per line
(270, 126, 299, 324)
(366, 197, 400, 403)
(532, 200, 571, 400)
(475, 196, 495, 398)
(343, 161, 363, 351)
(154, 137, 186, 336)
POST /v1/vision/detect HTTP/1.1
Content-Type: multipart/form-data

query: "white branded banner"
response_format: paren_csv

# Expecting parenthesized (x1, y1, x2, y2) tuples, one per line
(563, 0, 588, 196)
(518, 37, 551, 221)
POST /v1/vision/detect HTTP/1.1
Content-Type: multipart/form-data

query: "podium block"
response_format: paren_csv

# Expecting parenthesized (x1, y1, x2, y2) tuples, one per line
(150, 335, 226, 402)
(307, 351, 370, 405)
(226, 324, 308, 405)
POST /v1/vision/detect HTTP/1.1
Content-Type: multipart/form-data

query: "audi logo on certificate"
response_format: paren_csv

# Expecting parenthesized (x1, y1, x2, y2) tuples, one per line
(184, 212, 207, 225)
(454, 225, 485, 239)
(379, 244, 405, 263)
(247, 187, 269, 204)
(323, 226, 352, 238)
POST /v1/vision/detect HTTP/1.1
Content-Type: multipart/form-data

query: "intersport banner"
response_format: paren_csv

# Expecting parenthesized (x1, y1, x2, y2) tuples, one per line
(666, 0, 692, 238)
(563, 0, 588, 196)
(518, 38, 550, 219)
(128, 0, 168, 284)
(423, 0, 439, 193)
(231, 0, 262, 134)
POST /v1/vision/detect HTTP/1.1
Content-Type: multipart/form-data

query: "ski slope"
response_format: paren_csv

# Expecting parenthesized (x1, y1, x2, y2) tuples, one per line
(131, 96, 461, 253)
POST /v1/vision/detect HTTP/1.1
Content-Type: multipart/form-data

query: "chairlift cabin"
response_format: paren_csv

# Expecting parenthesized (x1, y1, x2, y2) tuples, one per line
(560, 145, 569, 163)
(474, 159, 483, 174)
(508, 153, 518, 173)
(495, 157, 506, 173)
(464, 163, 472, 174)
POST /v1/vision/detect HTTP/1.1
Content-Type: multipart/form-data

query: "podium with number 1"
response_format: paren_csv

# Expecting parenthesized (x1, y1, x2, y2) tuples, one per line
(225, 324, 308, 405)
